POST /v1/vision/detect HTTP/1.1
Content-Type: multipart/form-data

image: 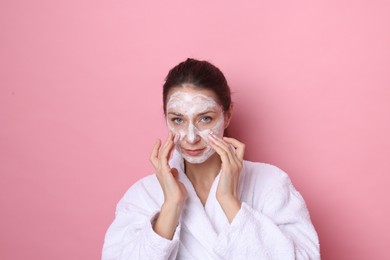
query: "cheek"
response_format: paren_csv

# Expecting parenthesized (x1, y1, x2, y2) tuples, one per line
(167, 124, 186, 144)
(210, 117, 225, 137)
(198, 118, 225, 143)
(198, 129, 211, 143)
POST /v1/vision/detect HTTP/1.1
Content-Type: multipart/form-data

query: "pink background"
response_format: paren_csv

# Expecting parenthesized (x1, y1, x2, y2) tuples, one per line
(1, 0, 389, 259)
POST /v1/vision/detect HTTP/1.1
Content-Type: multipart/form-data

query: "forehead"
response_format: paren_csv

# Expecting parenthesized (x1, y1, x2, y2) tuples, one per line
(166, 85, 221, 111)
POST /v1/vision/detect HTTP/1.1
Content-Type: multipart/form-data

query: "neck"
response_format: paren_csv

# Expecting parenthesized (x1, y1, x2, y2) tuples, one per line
(184, 152, 221, 187)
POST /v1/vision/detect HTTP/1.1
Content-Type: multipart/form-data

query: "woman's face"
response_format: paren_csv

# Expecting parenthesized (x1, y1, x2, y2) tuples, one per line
(166, 85, 228, 164)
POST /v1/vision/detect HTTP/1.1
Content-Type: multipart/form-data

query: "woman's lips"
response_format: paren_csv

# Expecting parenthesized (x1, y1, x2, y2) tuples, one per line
(182, 148, 206, 156)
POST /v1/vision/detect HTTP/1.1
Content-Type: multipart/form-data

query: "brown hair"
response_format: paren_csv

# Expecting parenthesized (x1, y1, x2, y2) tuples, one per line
(162, 58, 231, 114)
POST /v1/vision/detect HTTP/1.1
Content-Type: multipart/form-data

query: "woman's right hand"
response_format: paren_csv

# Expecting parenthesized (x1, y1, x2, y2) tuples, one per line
(150, 132, 187, 206)
(150, 133, 187, 240)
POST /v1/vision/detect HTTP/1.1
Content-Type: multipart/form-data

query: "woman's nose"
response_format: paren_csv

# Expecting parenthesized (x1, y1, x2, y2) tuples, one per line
(185, 124, 200, 143)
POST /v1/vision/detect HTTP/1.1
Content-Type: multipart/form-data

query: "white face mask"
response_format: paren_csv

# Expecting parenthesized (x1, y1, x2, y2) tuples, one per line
(166, 90, 225, 164)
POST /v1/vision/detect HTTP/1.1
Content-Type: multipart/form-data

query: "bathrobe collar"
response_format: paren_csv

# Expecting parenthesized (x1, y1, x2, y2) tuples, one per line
(169, 150, 244, 256)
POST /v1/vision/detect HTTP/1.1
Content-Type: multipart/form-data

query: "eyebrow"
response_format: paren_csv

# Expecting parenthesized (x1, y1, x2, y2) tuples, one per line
(168, 112, 183, 116)
(197, 110, 216, 116)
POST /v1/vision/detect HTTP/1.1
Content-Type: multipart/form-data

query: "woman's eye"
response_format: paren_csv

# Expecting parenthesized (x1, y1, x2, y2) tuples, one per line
(200, 116, 212, 123)
(172, 118, 184, 124)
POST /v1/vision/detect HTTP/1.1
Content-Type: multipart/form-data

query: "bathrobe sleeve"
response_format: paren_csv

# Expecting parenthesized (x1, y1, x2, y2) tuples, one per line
(213, 170, 320, 260)
(102, 178, 181, 260)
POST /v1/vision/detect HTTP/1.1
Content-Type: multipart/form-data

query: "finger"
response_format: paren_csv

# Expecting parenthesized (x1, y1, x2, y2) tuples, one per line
(210, 134, 243, 170)
(150, 139, 161, 168)
(209, 133, 236, 163)
(223, 137, 245, 161)
(222, 137, 243, 149)
(170, 168, 179, 179)
(209, 137, 231, 164)
(168, 133, 178, 161)
(209, 132, 231, 150)
(159, 132, 172, 153)
(173, 132, 180, 144)
(160, 132, 174, 167)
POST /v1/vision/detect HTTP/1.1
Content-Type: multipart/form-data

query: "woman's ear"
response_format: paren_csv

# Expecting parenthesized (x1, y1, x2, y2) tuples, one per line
(224, 103, 234, 129)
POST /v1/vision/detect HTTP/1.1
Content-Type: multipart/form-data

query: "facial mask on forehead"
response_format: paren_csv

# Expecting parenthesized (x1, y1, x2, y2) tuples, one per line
(166, 91, 225, 164)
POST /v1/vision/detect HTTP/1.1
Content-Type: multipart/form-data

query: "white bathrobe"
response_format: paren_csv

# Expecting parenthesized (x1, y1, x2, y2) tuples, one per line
(102, 151, 320, 259)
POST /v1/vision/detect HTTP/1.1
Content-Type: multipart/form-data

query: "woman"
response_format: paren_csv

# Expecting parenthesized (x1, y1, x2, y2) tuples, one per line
(102, 58, 320, 259)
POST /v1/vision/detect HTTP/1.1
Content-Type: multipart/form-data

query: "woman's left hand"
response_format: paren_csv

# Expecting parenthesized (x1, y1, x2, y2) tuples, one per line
(208, 132, 245, 222)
